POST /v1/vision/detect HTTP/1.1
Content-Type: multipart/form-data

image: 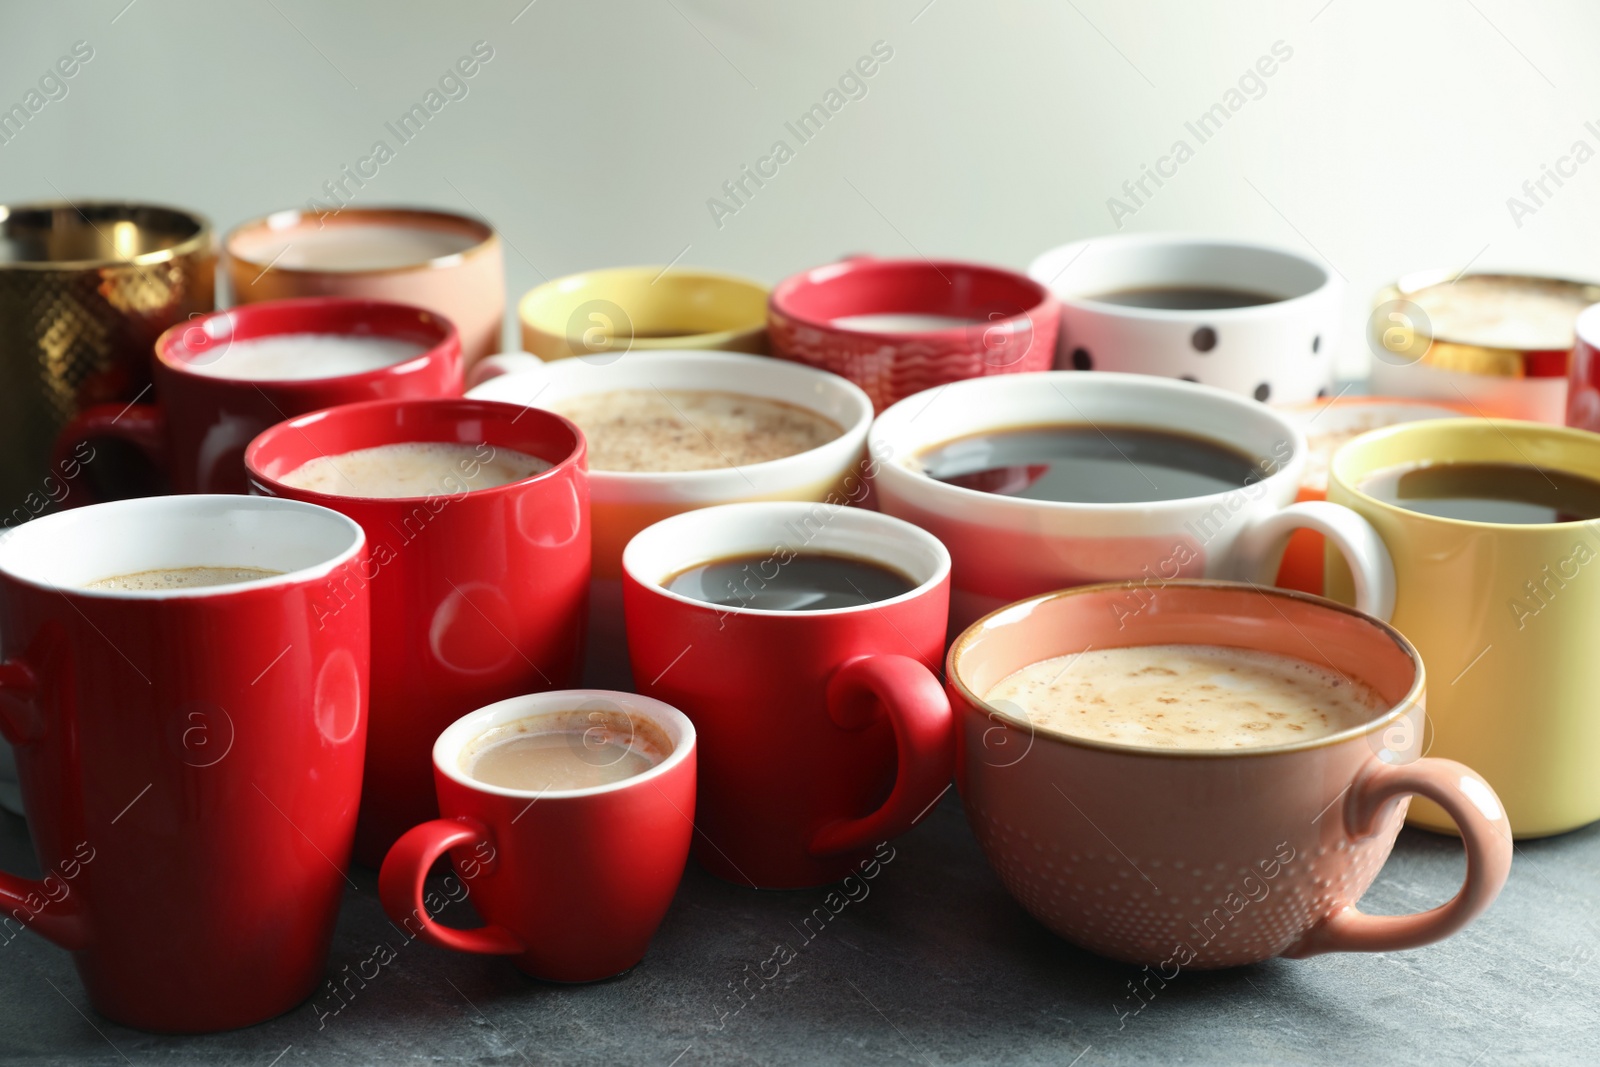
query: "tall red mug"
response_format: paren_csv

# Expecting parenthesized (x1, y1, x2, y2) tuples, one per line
(0, 495, 369, 1032)
(54, 297, 463, 497)
(623, 501, 954, 888)
(247, 397, 590, 865)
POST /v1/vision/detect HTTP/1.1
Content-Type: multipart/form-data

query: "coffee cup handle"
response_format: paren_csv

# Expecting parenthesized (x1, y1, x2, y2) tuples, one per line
(378, 817, 525, 956)
(1284, 757, 1512, 958)
(466, 351, 544, 389)
(808, 654, 954, 857)
(0, 659, 90, 951)
(1228, 500, 1397, 621)
(49, 402, 168, 508)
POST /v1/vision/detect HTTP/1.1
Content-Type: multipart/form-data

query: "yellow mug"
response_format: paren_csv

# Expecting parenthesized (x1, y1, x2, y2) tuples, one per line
(518, 266, 767, 361)
(1327, 418, 1600, 837)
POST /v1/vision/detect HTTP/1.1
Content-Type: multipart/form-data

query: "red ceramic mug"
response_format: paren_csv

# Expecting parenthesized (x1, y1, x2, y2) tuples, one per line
(0, 495, 369, 1032)
(246, 398, 590, 866)
(623, 501, 954, 888)
(1566, 302, 1600, 431)
(54, 297, 463, 497)
(378, 689, 696, 981)
(767, 256, 1059, 411)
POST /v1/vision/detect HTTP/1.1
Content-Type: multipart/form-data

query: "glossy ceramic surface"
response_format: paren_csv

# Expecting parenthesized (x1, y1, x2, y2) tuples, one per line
(869, 371, 1396, 633)
(1272, 396, 1469, 595)
(379, 689, 695, 981)
(246, 398, 590, 864)
(53, 297, 463, 497)
(0, 495, 369, 1031)
(623, 502, 953, 888)
(467, 350, 873, 687)
(1029, 234, 1341, 405)
(1327, 418, 1600, 837)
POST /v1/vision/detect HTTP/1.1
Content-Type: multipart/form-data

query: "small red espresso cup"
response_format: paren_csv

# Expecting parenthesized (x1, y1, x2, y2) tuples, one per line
(246, 398, 590, 866)
(0, 495, 369, 1032)
(623, 501, 954, 888)
(54, 297, 463, 496)
(768, 256, 1059, 411)
(379, 689, 696, 981)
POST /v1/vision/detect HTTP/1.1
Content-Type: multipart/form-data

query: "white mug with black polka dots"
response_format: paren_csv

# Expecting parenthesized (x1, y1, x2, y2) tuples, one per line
(868, 371, 1394, 632)
(1028, 234, 1341, 405)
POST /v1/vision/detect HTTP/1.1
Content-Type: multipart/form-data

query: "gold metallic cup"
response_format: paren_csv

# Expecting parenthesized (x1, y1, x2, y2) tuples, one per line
(1373, 269, 1600, 377)
(0, 202, 215, 520)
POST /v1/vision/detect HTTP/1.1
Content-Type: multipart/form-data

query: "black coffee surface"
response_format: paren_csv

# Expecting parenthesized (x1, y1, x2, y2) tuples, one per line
(665, 551, 917, 611)
(917, 423, 1260, 503)
(1087, 285, 1282, 310)
(1359, 461, 1600, 524)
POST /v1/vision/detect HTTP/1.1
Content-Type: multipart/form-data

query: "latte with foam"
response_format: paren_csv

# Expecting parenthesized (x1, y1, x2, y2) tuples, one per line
(460, 710, 669, 792)
(182, 333, 427, 381)
(550, 389, 841, 473)
(85, 566, 281, 592)
(279, 442, 550, 499)
(983, 644, 1384, 750)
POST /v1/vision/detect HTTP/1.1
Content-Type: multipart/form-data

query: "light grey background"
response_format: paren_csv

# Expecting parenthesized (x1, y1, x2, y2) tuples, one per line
(3, 0, 1597, 379)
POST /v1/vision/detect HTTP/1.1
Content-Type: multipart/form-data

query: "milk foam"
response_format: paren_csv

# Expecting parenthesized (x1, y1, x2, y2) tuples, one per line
(84, 566, 281, 591)
(551, 389, 842, 473)
(280, 442, 551, 499)
(983, 644, 1384, 750)
(181, 333, 426, 381)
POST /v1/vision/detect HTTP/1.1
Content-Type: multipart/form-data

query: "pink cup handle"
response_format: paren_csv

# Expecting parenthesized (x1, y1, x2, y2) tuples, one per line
(0, 659, 90, 951)
(1285, 757, 1512, 958)
(808, 654, 953, 857)
(378, 818, 524, 956)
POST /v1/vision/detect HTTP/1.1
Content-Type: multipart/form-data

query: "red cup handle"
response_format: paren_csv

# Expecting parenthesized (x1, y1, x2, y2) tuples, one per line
(51, 403, 166, 507)
(808, 654, 953, 857)
(1285, 758, 1512, 958)
(0, 659, 90, 951)
(378, 818, 524, 956)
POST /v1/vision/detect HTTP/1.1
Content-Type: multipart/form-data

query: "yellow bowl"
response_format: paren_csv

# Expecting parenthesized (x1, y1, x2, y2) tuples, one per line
(518, 266, 767, 360)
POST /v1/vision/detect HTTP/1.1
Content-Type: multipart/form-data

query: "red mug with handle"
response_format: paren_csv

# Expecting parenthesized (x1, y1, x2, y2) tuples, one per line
(379, 689, 696, 981)
(623, 501, 954, 889)
(247, 398, 590, 866)
(0, 495, 369, 1032)
(53, 297, 463, 498)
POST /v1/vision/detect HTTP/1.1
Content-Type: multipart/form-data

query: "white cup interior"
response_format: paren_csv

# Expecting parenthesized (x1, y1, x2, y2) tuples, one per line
(433, 689, 696, 800)
(0, 495, 365, 598)
(1035, 236, 1329, 305)
(623, 501, 950, 616)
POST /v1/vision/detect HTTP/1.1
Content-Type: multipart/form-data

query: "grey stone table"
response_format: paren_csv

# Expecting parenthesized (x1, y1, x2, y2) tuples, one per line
(2, 794, 1596, 1066)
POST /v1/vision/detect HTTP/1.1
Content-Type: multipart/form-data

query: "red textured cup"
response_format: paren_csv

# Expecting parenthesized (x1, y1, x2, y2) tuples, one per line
(53, 297, 463, 497)
(623, 501, 954, 888)
(1566, 303, 1600, 431)
(378, 689, 696, 981)
(949, 581, 1512, 969)
(768, 256, 1059, 411)
(0, 495, 369, 1032)
(246, 398, 590, 866)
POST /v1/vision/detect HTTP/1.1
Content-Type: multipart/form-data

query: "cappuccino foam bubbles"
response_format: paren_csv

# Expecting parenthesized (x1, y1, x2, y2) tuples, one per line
(983, 644, 1385, 750)
(280, 442, 550, 499)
